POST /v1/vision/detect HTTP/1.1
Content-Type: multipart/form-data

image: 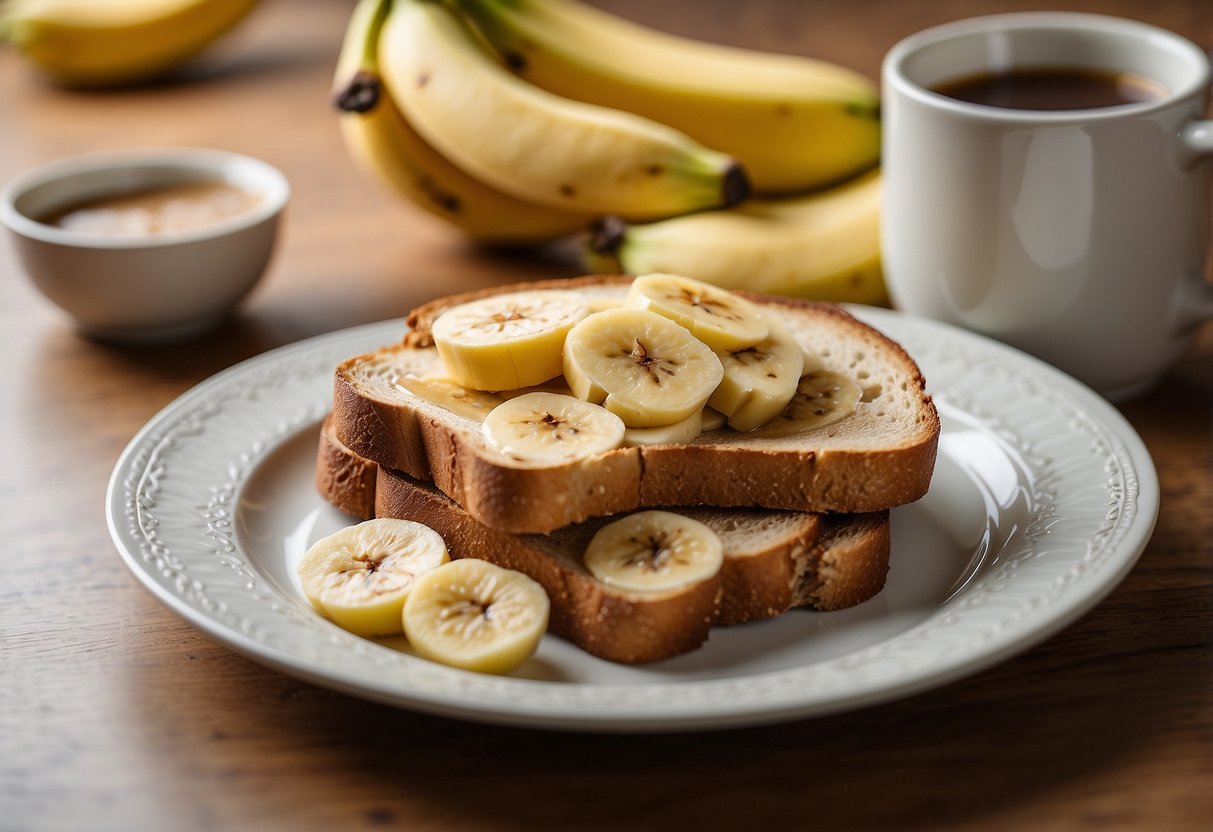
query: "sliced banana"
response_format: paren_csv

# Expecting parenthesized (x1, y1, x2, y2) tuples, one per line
(700, 407, 727, 432)
(709, 315, 805, 432)
(297, 519, 449, 637)
(583, 510, 724, 592)
(754, 369, 863, 437)
(431, 290, 588, 391)
(403, 558, 550, 674)
(586, 296, 623, 314)
(624, 273, 768, 351)
(482, 391, 625, 466)
(497, 376, 574, 399)
(622, 408, 702, 447)
(394, 373, 505, 422)
(563, 308, 723, 428)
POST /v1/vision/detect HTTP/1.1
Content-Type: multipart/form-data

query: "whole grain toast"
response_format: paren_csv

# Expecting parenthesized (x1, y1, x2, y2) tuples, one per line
(316, 415, 891, 663)
(332, 276, 939, 534)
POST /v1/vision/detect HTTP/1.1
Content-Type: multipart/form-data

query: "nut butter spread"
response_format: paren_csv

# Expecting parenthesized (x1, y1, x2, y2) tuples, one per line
(44, 181, 260, 237)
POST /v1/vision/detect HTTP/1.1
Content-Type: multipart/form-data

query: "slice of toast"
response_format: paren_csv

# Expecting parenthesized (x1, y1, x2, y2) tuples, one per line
(332, 276, 939, 534)
(316, 416, 891, 663)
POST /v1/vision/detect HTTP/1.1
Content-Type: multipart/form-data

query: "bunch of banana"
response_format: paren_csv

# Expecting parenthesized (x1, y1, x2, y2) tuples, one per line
(0, 0, 262, 87)
(441, 0, 880, 195)
(333, 0, 746, 243)
(337, 0, 887, 302)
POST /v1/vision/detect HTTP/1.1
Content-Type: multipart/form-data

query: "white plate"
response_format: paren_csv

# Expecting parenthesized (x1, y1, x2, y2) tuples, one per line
(106, 308, 1158, 732)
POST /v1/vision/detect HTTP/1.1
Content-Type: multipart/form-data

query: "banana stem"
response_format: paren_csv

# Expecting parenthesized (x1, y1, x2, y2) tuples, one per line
(360, 0, 392, 70)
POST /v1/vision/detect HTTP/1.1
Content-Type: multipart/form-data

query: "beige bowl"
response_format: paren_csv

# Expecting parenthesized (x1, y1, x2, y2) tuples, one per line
(1, 148, 289, 343)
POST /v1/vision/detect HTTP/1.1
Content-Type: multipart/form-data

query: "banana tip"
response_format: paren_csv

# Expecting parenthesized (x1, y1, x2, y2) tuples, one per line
(722, 161, 750, 207)
(588, 216, 627, 256)
(333, 70, 381, 113)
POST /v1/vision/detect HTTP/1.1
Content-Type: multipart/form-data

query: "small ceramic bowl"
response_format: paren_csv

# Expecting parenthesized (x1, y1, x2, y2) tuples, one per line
(1, 148, 289, 343)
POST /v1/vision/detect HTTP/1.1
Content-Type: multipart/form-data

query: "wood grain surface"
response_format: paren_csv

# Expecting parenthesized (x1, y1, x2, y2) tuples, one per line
(2, 1, 1210, 830)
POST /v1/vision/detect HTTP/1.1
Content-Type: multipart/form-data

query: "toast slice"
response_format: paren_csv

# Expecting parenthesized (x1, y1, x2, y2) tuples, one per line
(332, 276, 939, 534)
(316, 416, 891, 663)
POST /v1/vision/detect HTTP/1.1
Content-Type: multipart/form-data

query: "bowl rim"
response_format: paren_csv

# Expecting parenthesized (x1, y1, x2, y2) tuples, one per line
(0, 147, 290, 250)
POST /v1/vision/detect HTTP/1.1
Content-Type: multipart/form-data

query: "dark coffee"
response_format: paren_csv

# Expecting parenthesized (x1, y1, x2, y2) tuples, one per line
(932, 67, 1167, 111)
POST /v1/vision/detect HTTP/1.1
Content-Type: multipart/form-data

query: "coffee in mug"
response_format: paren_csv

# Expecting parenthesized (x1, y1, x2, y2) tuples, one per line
(882, 13, 1213, 400)
(933, 67, 1167, 110)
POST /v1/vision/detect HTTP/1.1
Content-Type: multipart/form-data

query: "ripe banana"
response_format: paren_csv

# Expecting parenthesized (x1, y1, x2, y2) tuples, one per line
(482, 391, 625, 466)
(403, 558, 550, 674)
(430, 289, 587, 390)
(333, 0, 595, 243)
(442, 0, 880, 193)
(621, 408, 702, 448)
(709, 316, 805, 432)
(379, 0, 748, 219)
(583, 510, 723, 593)
(755, 370, 862, 438)
(624, 273, 769, 351)
(1, 0, 261, 87)
(585, 170, 887, 306)
(563, 308, 724, 428)
(700, 407, 727, 432)
(297, 518, 449, 637)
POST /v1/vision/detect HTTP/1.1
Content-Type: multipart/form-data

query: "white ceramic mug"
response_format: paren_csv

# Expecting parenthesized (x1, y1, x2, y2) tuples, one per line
(882, 13, 1213, 400)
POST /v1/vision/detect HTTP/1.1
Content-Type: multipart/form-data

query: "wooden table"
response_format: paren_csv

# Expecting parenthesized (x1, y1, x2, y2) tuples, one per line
(3, 1, 1210, 829)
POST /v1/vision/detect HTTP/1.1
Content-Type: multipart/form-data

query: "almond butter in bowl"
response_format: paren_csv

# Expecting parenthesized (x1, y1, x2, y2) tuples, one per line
(0, 148, 289, 343)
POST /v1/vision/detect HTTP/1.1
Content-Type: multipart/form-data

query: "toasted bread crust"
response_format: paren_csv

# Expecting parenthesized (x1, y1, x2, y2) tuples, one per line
(800, 513, 893, 611)
(315, 415, 378, 520)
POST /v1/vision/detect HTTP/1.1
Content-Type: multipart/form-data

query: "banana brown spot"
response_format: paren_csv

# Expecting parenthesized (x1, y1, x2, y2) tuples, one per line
(625, 533, 674, 571)
(559, 183, 577, 198)
(535, 411, 580, 440)
(505, 51, 527, 72)
(729, 346, 767, 366)
(332, 70, 380, 113)
(775, 103, 792, 116)
(645, 164, 663, 176)
(417, 72, 430, 89)
(351, 553, 382, 573)
(676, 287, 740, 320)
(629, 339, 679, 384)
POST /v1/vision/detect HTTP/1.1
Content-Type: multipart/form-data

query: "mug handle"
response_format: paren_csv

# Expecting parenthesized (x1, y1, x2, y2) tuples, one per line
(1178, 119, 1213, 329)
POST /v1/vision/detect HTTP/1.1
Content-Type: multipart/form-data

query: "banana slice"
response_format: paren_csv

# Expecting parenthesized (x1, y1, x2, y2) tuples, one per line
(431, 290, 588, 390)
(708, 315, 805, 432)
(755, 369, 863, 437)
(403, 559, 550, 674)
(563, 308, 724, 427)
(498, 377, 574, 399)
(622, 408, 702, 447)
(624, 273, 768, 351)
(583, 510, 724, 592)
(394, 373, 505, 422)
(700, 407, 727, 432)
(297, 519, 449, 637)
(482, 391, 625, 466)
